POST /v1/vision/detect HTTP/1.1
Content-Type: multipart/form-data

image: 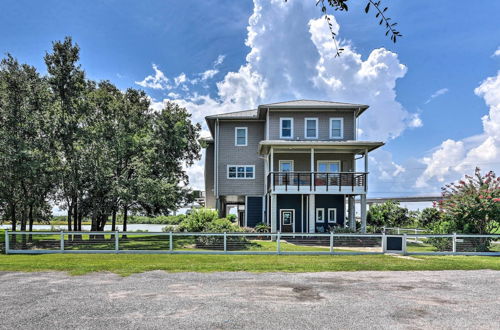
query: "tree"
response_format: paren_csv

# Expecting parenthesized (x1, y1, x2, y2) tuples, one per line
(0, 55, 54, 239)
(286, 0, 402, 57)
(436, 168, 500, 234)
(44, 37, 87, 231)
(418, 207, 442, 228)
(367, 201, 411, 228)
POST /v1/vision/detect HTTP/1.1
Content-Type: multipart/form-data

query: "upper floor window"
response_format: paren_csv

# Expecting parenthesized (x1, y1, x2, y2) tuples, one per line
(330, 118, 344, 139)
(304, 118, 318, 139)
(280, 118, 293, 139)
(235, 127, 247, 146)
(227, 165, 254, 179)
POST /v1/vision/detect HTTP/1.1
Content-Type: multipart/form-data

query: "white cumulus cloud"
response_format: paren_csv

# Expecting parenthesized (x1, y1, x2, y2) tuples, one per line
(148, 0, 422, 190)
(135, 64, 171, 90)
(416, 71, 500, 188)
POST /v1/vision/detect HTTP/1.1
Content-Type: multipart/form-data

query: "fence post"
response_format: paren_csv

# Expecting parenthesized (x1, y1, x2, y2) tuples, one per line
(330, 231, 334, 253)
(5, 230, 9, 254)
(452, 232, 456, 254)
(402, 234, 407, 255)
(115, 231, 119, 253)
(277, 232, 281, 255)
(414, 228, 418, 242)
(397, 228, 400, 235)
(382, 232, 386, 253)
(60, 231, 65, 252)
(223, 232, 227, 252)
(169, 232, 173, 252)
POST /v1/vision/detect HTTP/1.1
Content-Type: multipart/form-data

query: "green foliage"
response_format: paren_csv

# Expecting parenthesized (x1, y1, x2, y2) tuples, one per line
(418, 208, 443, 228)
(178, 208, 220, 232)
(437, 168, 500, 235)
(367, 201, 412, 228)
(0, 37, 202, 232)
(204, 218, 241, 233)
(254, 222, 271, 233)
(226, 214, 237, 222)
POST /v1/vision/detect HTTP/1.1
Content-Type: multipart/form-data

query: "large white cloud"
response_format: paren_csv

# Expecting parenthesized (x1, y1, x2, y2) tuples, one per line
(141, 0, 421, 190)
(416, 70, 500, 188)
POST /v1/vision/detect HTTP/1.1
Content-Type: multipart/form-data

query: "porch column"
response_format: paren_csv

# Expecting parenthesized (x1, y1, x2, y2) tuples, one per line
(310, 148, 315, 172)
(308, 194, 315, 233)
(270, 194, 277, 233)
(348, 196, 355, 231)
(360, 194, 367, 233)
(364, 148, 368, 192)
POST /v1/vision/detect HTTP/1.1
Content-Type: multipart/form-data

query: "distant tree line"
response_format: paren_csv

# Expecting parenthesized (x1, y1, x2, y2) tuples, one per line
(0, 37, 201, 232)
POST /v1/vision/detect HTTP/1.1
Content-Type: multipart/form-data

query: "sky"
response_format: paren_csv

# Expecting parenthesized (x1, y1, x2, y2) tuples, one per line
(1, 0, 499, 204)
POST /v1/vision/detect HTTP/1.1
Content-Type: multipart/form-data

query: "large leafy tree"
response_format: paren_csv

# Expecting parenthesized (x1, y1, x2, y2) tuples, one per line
(44, 37, 87, 231)
(437, 168, 500, 234)
(0, 55, 54, 234)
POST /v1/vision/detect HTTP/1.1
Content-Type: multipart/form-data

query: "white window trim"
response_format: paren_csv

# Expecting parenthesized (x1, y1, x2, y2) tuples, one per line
(280, 209, 295, 232)
(304, 117, 318, 139)
(316, 160, 341, 172)
(280, 117, 294, 139)
(278, 160, 294, 172)
(316, 208, 325, 223)
(234, 127, 248, 146)
(327, 208, 337, 223)
(227, 165, 255, 180)
(329, 117, 344, 139)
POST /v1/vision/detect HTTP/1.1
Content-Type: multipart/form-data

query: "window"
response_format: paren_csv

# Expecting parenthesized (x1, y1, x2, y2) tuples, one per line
(327, 208, 337, 223)
(316, 208, 325, 223)
(304, 118, 318, 139)
(329, 118, 344, 139)
(235, 127, 247, 146)
(317, 161, 341, 173)
(227, 165, 254, 179)
(280, 118, 293, 139)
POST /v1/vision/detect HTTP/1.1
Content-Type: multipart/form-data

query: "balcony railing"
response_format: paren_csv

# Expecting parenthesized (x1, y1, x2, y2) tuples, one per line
(267, 172, 367, 193)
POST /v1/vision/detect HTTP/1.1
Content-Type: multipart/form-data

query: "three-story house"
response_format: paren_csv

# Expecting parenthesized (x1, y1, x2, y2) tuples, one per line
(203, 100, 384, 233)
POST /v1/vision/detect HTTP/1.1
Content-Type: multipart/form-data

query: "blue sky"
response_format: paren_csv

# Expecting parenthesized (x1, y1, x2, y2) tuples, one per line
(1, 0, 499, 200)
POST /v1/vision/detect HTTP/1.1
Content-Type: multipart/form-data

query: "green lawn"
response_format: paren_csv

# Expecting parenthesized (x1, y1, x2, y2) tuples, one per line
(0, 254, 499, 276)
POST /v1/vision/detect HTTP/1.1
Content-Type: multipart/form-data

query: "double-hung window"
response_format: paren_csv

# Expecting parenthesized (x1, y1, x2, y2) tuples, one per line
(235, 127, 247, 146)
(227, 165, 254, 179)
(329, 118, 343, 139)
(304, 118, 318, 139)
(280, 118, 293, 139)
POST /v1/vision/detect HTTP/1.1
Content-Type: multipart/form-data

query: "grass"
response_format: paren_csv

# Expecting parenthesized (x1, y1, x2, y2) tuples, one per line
(0, 254, 499, 276)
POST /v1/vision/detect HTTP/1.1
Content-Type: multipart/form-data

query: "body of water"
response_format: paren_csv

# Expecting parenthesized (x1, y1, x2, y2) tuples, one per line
(0, 224, 167, 232)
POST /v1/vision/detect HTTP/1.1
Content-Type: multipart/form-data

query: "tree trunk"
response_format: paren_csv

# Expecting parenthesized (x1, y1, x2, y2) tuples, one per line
(111, 208, 117, 231)
(10, 204, 16, 246)
(67, 204, 73, 232)
(123, 205, 128, 238)
(28, 204, 34, 243)
(73, 198, 78, 233)
(78, 212, 83, 231)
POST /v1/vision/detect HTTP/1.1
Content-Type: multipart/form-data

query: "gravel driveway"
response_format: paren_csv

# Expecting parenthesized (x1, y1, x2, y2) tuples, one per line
(0, 270, 499, 329)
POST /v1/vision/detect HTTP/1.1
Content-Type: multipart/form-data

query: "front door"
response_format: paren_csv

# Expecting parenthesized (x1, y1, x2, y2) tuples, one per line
(280, 209, 294, 232)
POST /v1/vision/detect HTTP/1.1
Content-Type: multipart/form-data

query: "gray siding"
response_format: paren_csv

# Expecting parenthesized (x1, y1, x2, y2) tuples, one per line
(217, 121, 265, 196)
(273, 152, 355, 172)
(204, 143, 216, 208)
(268, 110, 355, 141)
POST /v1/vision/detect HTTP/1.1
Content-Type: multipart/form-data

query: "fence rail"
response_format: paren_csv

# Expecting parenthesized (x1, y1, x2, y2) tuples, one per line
(4, 231, 500, 256)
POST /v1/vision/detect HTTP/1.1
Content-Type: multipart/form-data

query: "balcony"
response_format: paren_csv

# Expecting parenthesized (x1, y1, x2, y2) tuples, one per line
(267, 172, 367, 194)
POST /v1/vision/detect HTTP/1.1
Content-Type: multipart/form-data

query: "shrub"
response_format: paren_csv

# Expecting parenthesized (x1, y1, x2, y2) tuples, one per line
(367, 201, 412, 228)
(418, 208, 443, 228)
(330, 226, 356, 233)
(226, 214, 237, 222)
(204, 218, 241, 233)
(254, 222, 270, 233)
(162, 225, 178, 232)
(178, 208, 219, 232)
